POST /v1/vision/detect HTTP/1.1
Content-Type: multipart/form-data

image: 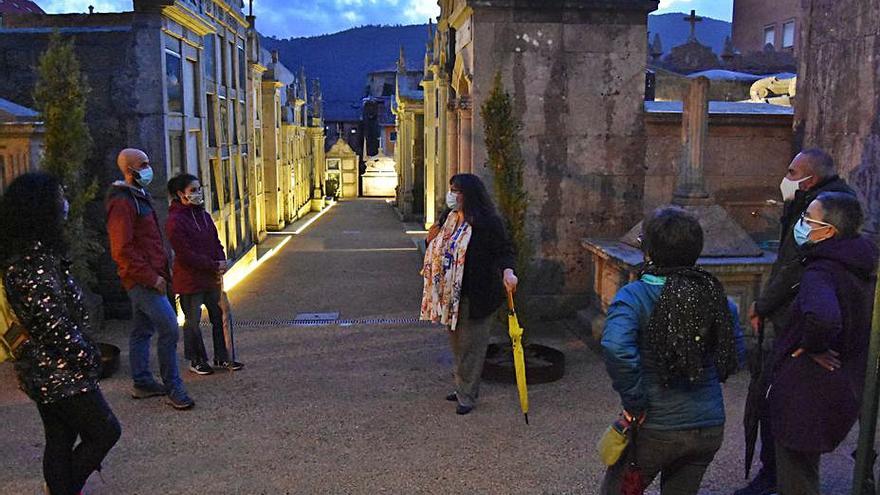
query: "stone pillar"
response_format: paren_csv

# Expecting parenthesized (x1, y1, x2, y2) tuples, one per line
(795, 0, 880, 239)
(674, 76, 711, 205)
(423, 79, 437, 228)
(467, 0, 657, 303)
(308, 122, 326, 211)
(447, 100, 460, 177)
(402, 113, 415, 216)
(436, 81, 449, 212)
(458, 97, 473, 174)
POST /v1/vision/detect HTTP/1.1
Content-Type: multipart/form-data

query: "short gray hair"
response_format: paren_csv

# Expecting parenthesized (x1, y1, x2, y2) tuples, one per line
(799, 148, 836, 179)
(816, 191, 863, 238)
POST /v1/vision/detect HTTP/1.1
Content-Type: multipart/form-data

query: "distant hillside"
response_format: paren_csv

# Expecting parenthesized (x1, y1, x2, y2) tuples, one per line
(263, 13, 731, 121)
(262, 25, 429, 121)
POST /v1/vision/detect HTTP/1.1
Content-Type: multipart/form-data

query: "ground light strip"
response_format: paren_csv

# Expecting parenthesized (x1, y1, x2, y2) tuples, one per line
(223, 202, 336, 293)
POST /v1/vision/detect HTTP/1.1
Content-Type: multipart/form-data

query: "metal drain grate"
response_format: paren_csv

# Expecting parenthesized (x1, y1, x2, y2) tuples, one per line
(201, 315, 432, 329)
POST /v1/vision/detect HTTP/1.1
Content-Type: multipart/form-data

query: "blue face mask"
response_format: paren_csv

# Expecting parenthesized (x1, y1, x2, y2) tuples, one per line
(793, 218, 812, 246)
(131, 166, 154, 188)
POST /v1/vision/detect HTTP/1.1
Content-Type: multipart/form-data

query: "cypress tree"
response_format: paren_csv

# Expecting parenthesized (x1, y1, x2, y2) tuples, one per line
(33, 31, 101, 286)
(481, 72, 531, 283)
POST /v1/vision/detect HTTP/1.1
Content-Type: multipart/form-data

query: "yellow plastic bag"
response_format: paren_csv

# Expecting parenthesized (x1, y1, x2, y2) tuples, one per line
(0, 282, 28, 362)
(596, 421, 630, 466)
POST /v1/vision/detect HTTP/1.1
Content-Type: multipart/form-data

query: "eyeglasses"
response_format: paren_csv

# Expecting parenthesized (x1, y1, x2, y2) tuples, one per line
(800, 212, 834, 229)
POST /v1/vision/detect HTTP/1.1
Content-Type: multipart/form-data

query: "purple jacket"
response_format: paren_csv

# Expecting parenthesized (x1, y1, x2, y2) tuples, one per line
(769, 235, 879, 453)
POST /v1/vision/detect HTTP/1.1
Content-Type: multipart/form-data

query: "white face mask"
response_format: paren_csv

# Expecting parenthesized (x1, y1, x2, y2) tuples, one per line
(446, 191, 459, 211)
(185, 191, 204, 206)
(780, 175, 812, 201)
(131, 166, 154, 188)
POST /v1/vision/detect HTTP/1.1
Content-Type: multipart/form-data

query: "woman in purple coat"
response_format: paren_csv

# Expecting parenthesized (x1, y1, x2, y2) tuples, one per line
(768, 192, 879, 494)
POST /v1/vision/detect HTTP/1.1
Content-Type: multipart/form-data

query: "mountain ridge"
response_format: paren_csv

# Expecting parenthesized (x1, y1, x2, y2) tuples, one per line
(262, 13, 732, 121)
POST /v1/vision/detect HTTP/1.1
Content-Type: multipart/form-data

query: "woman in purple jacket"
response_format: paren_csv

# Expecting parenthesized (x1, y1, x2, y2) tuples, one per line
(166, 174, 242, 375)
(768, 192, 879, 494)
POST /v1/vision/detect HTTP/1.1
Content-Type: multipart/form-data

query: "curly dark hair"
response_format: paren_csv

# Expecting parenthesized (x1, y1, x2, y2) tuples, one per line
(0, 172, 67, 263)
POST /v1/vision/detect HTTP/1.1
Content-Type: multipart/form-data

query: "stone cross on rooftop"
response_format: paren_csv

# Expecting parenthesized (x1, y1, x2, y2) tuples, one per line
(684, 10, 703, 42)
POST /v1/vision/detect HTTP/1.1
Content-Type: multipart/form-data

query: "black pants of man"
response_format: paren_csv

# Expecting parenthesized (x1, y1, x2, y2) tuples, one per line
(180, 290, 229, 364)
(36, 390, 121, 495)
(600, 425, 724, 495)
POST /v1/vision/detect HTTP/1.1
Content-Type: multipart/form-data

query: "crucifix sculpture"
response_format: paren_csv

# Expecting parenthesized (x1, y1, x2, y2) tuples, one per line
(684, 10, 703, 42)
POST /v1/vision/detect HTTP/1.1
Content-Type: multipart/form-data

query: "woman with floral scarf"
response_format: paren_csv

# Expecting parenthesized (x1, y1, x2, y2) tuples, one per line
(420, 174, 517, 415)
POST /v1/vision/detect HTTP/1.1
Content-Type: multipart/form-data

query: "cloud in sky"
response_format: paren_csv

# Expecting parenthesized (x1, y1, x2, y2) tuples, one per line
(40, 0, 730, 37)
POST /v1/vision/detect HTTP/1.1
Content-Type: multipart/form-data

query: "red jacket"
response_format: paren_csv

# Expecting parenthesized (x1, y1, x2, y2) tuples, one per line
(106, 182, 170, 291)
(165, 201, 226, 295)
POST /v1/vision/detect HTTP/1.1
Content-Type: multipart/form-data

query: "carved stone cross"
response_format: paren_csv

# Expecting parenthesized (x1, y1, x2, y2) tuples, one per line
(684, 9, 703, 42)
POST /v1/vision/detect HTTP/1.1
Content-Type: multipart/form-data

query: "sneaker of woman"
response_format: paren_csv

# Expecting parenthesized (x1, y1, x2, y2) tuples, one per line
(189, 361, 214, 375)
(214, 360, 244, 371)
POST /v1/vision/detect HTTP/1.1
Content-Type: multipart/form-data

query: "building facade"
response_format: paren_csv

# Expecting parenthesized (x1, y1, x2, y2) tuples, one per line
(0, 98, 43, 193)
(392, 48, 425, 220)
(0, 0, 326, 315)
(732, 0, 800, 55)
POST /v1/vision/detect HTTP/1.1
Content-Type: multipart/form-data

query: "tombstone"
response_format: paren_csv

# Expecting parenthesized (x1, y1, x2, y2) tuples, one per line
(582, 77, 775, 342)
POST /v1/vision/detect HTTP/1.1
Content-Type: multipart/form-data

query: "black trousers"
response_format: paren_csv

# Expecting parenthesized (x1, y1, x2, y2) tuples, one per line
(36, 390, 121, 495)
(180, 289, 229, 363)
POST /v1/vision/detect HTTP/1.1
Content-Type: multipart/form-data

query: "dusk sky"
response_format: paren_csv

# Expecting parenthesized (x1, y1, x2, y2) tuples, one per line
(42, 0, 733, 38)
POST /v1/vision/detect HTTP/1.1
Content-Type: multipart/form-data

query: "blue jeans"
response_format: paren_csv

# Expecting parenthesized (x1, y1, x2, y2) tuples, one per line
(127, 285, 184, 394)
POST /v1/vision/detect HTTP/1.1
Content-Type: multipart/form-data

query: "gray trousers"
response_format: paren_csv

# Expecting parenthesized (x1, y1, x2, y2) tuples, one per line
(447, 299, 493, 408)
(600, 425, 724, 495)
(775, 441, 820, 495)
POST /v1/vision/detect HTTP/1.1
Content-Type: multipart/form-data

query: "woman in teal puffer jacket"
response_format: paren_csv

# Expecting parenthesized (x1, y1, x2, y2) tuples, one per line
(599, 206, 742, 495)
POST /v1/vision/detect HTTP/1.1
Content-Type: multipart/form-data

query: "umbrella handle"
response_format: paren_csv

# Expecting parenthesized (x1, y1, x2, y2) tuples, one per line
(506, 289, 515, 313)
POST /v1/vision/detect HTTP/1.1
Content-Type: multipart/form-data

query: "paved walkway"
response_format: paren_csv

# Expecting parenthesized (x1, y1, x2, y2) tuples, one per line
(0, 199, 864, 494)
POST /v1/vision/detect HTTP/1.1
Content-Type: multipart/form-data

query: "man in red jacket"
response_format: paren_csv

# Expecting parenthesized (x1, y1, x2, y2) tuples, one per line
(106, 148, 194, 410)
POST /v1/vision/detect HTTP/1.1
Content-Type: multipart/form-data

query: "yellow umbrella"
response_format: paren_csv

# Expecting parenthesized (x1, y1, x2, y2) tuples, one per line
(507, 290, 529, 425)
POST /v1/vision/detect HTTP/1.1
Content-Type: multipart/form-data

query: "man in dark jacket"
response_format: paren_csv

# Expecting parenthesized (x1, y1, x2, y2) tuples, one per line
(736, 148, 855, 495)
(106, 148, 194, 410)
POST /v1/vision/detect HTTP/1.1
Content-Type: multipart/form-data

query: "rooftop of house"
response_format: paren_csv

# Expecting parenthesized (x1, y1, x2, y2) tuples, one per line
(0, 0, 45, 15)
(0, 97, 40, 123)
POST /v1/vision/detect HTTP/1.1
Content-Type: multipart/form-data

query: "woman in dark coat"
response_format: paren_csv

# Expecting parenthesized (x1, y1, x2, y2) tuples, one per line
(420, 173, 518, 415)
(166, 174, 242, 375)
(0, 173, 121, 495)
(768, 192, 879, 495)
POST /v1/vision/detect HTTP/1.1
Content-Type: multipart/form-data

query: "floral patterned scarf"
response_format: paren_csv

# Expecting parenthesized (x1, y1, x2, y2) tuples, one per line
(420, 211, 472, 331)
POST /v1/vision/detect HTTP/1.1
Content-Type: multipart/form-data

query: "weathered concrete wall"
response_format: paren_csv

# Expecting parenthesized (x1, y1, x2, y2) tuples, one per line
(645, 111, 794, 241)
(794, 0, 880, 238)
(0, 13, 166, 189)
(469, 1, 657, 310)
(0, 13, 165, 316)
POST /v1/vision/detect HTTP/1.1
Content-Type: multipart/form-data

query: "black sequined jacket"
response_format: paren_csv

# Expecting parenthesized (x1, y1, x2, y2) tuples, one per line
(3, 242, 101, 404)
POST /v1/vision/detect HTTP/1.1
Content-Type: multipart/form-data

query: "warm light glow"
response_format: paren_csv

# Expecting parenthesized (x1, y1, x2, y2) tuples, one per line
(292, 202, 335, 235)
(223, 236, 291, 292)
